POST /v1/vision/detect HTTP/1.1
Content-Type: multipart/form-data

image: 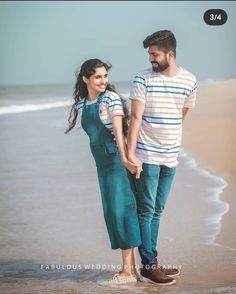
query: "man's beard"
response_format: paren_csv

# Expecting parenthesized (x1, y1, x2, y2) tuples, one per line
(152, 60, 169, 73)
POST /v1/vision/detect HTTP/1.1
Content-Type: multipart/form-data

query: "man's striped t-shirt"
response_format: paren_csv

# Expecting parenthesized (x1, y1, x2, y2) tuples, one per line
(129, 66, 197, 168)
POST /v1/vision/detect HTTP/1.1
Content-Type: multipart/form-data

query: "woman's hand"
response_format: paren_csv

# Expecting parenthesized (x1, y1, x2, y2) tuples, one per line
(127, 154, 143, 179)
(122, 158, 138, 174)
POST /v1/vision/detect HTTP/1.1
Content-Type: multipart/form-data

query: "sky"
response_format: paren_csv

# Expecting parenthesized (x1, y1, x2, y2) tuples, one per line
(0, 1, 236, 86)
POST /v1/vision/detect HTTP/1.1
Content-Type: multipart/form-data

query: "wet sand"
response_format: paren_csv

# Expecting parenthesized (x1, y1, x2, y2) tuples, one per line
(0, 82, 236, 293)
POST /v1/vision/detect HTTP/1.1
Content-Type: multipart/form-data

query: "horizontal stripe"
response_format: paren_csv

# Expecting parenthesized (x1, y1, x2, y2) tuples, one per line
(147, 85, 191, 92)
(137, 154, 177, 163)
(145, 101, 184, 105)
(144, 111, 182, 115)
(138, 135, 181, 147)
(145, 96, 185, 100)
(133, 81, 146, 87)
(144, 110, 182, 115)
(148, 80, 196, 87)
(143, 115, 181, 120)
(145, 107, 183, 111)
(137, 141, 180, 150)
(141, 131, 181, 138)
(141, 125, 182, 133)
(140, 77, 195, 85)
(137, 146, 179, 154)
(141, 128, 181, 137)
(143, 126, 181, 131)
(102, 98, 122, 105)
(140, 136, 180, 142)
(143, 118, 181, 125)
(134, 75, 145, 81)
(146, 90, 189, 95)
(108, 103, 123, 108)
(136, 150, 177, 159)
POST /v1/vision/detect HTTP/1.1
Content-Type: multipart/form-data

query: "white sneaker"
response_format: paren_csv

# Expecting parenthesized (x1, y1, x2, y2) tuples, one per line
(99, 273, 138, 285)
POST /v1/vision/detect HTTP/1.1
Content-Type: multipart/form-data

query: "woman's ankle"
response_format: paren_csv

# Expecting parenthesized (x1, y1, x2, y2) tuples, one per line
(120, 269, 133, 276)
(122, 265, 139, 275)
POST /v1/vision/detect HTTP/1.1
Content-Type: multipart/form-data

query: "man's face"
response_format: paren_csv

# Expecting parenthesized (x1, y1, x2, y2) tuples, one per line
(148, 45, 170, 73)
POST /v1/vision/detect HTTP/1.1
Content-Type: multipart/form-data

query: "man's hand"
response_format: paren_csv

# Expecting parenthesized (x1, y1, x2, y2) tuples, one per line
(122, 158, 138, 174)
(127, 100, 145, 179)
(182, 107, 189, 121)
(128, 154, 143, 179)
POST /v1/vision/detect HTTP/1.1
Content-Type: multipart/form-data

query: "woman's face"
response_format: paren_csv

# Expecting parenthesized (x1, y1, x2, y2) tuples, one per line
(83, 66, 108, 95)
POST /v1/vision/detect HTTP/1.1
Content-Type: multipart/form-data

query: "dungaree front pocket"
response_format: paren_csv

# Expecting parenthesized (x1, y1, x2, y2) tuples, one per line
(104, 143, 119, 155)
(90, 142, 120, 167)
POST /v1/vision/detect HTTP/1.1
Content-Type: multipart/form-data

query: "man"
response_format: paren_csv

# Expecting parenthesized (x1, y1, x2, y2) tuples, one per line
(127, 30, 197, 285)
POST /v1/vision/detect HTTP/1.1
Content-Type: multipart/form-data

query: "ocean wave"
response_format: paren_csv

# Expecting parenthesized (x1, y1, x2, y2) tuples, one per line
(0, 93, 130, 115)
(0, 99, 71, 115)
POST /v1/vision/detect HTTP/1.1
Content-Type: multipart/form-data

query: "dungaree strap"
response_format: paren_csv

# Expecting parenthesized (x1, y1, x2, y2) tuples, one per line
(82, 91, 105, 107)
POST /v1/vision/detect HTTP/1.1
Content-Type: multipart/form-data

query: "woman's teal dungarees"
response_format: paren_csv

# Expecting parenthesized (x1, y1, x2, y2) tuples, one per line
(81, 93, 141, 250)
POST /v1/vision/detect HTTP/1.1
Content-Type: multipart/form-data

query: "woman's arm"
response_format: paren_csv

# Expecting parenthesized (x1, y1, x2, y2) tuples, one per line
(112, 115, 137, 174)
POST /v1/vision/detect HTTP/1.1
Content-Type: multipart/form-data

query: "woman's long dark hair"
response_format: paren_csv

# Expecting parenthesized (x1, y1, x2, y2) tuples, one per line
(65, 58, 129, 136)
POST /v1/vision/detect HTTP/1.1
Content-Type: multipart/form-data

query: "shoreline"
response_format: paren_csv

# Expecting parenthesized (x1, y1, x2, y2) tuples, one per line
(180, 149, 230, 247)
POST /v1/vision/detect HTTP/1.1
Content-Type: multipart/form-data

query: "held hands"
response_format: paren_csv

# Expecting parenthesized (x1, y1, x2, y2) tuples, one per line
(122, 158, 138, 175)
(124, 155, 143, 179)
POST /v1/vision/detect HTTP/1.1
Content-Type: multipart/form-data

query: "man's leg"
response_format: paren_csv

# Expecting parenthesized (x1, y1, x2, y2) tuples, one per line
(134, 163, 160, 268)
(151, 165, 176, 259)
(135, 164, 177, 285)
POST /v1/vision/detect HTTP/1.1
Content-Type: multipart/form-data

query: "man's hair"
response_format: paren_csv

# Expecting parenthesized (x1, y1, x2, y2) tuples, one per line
(143, 30, 177, 57)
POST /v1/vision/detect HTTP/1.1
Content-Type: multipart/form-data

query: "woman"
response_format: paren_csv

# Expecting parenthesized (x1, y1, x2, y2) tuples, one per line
(65, 59, 142, 284)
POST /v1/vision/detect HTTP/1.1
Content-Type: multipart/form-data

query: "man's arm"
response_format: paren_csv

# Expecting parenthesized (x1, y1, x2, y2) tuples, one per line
(112, 115, 137, 174)
(183, 79, 197, 121)
(127, 100, 145, 178)
(182, 107, 189, 121)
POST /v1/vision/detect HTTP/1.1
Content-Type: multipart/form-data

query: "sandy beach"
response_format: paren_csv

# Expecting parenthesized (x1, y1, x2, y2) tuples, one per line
(182, 79, 236, 250)
(0, 80, 236, 293)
